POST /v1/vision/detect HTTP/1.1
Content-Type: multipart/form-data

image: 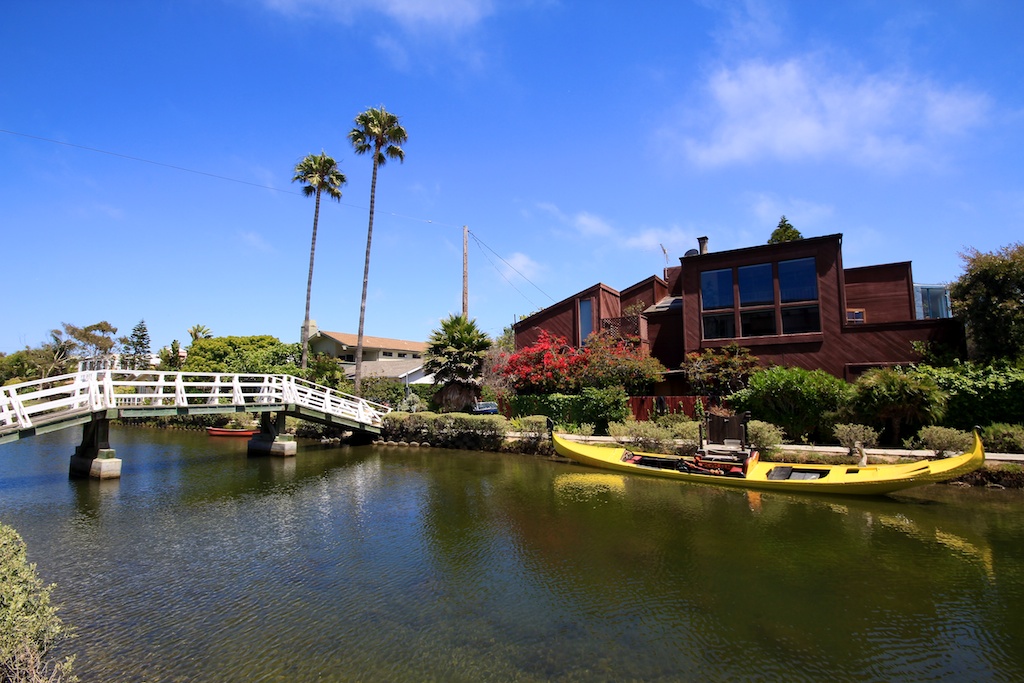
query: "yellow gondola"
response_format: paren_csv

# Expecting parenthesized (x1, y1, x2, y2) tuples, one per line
(552, 432, 985, 496)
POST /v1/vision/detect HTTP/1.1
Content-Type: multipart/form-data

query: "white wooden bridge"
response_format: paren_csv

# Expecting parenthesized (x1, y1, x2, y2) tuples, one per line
(0, 370, 391, 477)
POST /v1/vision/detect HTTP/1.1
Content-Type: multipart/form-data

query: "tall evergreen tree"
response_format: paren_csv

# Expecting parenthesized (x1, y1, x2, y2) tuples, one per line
(768, 215, 802, 244)
(348, 106, 407, 393)
(292, 151, 347, 370)
(122, 319, 152, 370)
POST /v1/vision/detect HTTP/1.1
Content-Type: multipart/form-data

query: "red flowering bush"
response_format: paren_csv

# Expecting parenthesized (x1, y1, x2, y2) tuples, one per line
(499, 331, 586, 394)
(498, 330, 666, 395)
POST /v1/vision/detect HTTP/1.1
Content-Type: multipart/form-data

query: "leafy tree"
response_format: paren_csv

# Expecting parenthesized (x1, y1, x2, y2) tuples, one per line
(187, 324, 212, 342)
(62, 321, 118, 359)
(847, 367, 947, 445)
(292, 151, 347, 370)
(159, 340, 185, 370)
(120, 319, 152, 370)
(424, 314, 492, 411)
(348, 105, 407, 393)
(682, 343, 760, 401)
(949, 242, 1024, 363)
(0, 523, 76, 682)
(768, 215, 802, 244)
(183, 335, 299, 374)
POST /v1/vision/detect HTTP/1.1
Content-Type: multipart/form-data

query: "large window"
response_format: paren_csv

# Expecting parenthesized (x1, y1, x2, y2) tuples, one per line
(579, 298, 594, 344)
(700, 257, 821, 341)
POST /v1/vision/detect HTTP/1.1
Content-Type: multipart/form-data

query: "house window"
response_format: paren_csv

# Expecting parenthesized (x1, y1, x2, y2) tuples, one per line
(701, 269, 734, 309)
(738, 263, 776, 337)
(700, 257, 821, 341)
(579, 298, 594, 344)
(398, 353, 407, 358)
(383, 351, 394, 357)
(778, 258, 820, 334)
(412, 354, 421, 359)
(847, 309, 866, 324)
(779, 258, 818, 303)
(915, 285, 952, 319)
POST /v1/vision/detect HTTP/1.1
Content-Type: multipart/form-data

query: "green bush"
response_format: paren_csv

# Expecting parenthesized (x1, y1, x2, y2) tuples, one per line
(847, 367, 947, 445)
(916, 426, 974, 457)
(746, 420, 784, 455)
(915, 362, 1024, 430)
(981, 423, 1024, 453)
(381, 411, 508, 450)
(833, 423, 880, 455)
(509, 387, 628, 434)
(556, 423, 595, 437)
(0, 523, 77, 682)
(608, 419, 676, 453)
(729, 366, 849, 442)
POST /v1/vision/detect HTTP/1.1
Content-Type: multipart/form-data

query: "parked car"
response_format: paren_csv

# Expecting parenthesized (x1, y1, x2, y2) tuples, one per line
(471, 401, 499, 415)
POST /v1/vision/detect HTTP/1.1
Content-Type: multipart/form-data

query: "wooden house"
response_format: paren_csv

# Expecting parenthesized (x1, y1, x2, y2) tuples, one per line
(514, 234, 963, 389)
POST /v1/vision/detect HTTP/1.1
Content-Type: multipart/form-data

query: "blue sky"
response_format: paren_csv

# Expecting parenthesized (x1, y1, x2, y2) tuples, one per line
(2, 0, 1022, 355)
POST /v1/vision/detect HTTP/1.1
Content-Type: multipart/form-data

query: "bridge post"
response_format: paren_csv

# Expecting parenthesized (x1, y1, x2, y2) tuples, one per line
(69, 416, 122, 479)
(247, 412, 297, 457)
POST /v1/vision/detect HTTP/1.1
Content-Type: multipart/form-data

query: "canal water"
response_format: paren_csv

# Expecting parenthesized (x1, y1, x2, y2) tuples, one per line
(2, 427, 1023, 682)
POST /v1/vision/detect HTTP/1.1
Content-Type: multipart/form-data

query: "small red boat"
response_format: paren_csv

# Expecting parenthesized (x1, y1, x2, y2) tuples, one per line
(206, 427, 259, 437)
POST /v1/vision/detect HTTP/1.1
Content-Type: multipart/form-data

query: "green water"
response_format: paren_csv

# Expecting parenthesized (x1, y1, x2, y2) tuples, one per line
(1, 427, 1023, 682)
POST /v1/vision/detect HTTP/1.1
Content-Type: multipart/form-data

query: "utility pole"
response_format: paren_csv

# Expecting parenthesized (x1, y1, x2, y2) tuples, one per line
(462, 225, 469, 318)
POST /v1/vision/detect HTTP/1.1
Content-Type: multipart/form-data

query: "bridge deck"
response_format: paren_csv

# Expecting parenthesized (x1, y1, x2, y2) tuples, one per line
(0, 370, 389, 444)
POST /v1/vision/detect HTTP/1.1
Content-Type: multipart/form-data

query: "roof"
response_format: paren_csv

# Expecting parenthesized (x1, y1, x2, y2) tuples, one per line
(315, 331, 426, 353)
(343, 359, 426, 380)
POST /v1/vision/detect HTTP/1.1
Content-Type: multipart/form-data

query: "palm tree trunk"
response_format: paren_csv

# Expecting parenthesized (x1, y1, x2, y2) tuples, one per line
(354, 156, 379, 394)
(301, 188, 322, 370)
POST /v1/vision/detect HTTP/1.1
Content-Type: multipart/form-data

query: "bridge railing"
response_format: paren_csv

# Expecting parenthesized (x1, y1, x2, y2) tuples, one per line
(1, 370, 391, 434)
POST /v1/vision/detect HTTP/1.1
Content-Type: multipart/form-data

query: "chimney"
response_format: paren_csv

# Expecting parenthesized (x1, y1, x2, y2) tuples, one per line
(698, 236, 708, 255)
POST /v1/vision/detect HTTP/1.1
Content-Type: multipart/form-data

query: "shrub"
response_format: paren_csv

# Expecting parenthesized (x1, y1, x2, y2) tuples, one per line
(746, 420, 784, 455)
(916, 426, 974, 457)
(608, 419, 676, 453)
(833, 423, 880, 456)
(0, 523, 76, 683)
(556, 423, 595, 437)
(510, 415, 551, 441)
(509, 387, 628, 434)
(729, 366, 849, 443)
(847, 367, 947, 444)
(915, 362, 1024, 429)
(981, 423, 1024, 454)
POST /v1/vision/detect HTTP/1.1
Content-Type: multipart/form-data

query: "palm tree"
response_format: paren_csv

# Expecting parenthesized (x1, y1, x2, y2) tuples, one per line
(187, 324, 212, 343)
(424, 314, 492, 411)
(292, 151, 347, 370)
(348, 106, 407, 392)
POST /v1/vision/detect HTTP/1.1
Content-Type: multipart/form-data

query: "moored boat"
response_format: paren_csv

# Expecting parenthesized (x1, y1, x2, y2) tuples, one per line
(206, 427, 259, 437)
(552, 432, 985, 496)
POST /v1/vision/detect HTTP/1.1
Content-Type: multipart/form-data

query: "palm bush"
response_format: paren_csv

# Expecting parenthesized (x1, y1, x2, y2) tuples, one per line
(848, 368, 947, 445)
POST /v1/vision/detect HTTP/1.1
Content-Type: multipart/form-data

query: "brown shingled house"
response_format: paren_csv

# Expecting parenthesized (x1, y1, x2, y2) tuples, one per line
(513, 234, 963, 391)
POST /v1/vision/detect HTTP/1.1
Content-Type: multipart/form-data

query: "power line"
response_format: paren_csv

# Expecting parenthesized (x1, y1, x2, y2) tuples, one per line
(468, 230, 555, 304)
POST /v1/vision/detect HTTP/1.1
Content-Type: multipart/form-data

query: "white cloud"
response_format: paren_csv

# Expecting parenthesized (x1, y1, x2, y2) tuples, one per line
(261, 0, 494, 31)
(501, 251, 542, 282)
(674, 57, 990, 170)
(239, 230, 274, 253)
(748, 193, 834, 230)
(537, 202, 613, 237)
(622, 225, 695, 255)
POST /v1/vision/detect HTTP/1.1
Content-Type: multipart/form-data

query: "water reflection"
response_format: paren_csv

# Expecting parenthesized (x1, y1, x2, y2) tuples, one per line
(0, 429, 1022, 681)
